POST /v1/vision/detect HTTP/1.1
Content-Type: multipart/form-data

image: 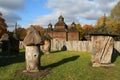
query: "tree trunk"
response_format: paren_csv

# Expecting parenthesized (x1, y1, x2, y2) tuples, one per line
(25, 46, 40, 72)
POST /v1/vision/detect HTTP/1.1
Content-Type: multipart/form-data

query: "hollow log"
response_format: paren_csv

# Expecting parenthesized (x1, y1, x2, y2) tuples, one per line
(25, 46, 40, 72)
(42, 40, 51, 54)
(91, 36, 114, 67)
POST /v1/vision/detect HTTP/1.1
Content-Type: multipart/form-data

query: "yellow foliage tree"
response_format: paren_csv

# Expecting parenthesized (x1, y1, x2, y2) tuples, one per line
(96, 14, 119, 32)
(107, 19, 118, 31)
(96, 16, 106, 27)
(110, 1, 120, 23)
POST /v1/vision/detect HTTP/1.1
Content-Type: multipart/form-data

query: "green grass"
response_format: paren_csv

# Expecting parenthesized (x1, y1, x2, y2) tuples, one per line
(0, 50, 120, 80)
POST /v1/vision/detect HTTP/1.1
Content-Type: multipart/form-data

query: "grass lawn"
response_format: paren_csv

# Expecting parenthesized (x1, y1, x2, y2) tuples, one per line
(0, 50, 120, 80)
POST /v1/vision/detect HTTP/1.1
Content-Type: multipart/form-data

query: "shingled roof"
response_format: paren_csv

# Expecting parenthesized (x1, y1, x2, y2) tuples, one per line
(55, 21, 67, 26)
(54, 15, 67, 28)
(68, 27, 79, 32)
(0, 33, 9, 41)
(68, 22, 79, 32)
(23, 26, 43, 46)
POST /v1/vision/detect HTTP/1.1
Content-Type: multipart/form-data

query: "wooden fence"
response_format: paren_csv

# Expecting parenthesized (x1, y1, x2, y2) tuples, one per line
(19, 40, 120, 53)
(51, 40, 92, 52)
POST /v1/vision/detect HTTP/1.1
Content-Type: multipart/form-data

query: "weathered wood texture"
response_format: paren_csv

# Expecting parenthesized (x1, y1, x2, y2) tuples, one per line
(19, 41, 25, 49)
(114, 41, 120, 53)
(20, 41, 120, 53)
(25, 46, 40, 72)
(23, 26, 42, 72)
(41, 40, 51, 54)
(91, 36, 114, 64)
(51, 39, 92, 52)
(23, 26, 42, 46)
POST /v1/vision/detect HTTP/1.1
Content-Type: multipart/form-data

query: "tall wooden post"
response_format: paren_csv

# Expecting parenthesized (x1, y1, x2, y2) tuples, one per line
(25, 46, 40, 72)
(23, 26, 43, 72)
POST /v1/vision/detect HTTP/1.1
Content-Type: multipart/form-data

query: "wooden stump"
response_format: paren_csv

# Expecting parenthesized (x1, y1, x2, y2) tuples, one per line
(91, 36, 114, 67)
(25, 46, 40, 72)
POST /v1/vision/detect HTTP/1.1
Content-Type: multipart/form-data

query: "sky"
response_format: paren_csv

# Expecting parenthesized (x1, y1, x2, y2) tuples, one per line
(0, 0, 119, 31)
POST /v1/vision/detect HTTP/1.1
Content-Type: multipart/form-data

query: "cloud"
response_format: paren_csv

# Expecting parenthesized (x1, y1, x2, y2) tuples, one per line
(31, 11, 60, 27)
(0, 0, 24, 10)
(0, 0, 24, 31)
(95, 0, 119, 12)
(0, 7, 22, 23)
(31, 0, 119, 27)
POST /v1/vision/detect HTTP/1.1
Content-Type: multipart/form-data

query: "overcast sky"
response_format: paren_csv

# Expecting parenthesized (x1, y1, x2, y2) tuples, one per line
(0, 0, 119, 31)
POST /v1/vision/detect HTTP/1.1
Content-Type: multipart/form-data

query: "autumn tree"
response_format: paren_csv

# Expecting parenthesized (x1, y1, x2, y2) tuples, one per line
(110, 1, 120, 23)
(75, 23, 83, 40)
(96, 14, 119, 32)
(82, 24, 93, 40)
(109, 1, 120, 40)
(14, 25, 46, 41)
(94, 1, 120, 40)
(83, 24, 93, 34)
(116, 24, 120, 36)
(14, 27, 27, 41)
(107, 17, 118, 31)
(30, 25, 45, 36)
(0, 12, 7, 37)
(96, 16, 106, 27)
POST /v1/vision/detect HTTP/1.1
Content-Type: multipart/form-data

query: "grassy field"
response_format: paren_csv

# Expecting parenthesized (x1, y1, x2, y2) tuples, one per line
(0, 50, 120, 80)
